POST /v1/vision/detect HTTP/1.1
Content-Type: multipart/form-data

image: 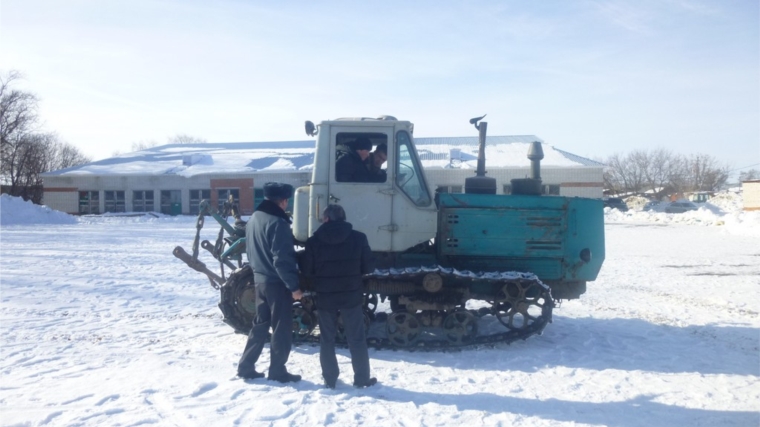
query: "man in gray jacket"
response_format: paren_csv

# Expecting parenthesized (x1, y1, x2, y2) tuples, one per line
(237, 182, 303, 383)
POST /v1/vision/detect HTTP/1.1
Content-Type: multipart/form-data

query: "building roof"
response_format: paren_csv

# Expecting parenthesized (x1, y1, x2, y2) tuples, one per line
(43, 136, 603, 177)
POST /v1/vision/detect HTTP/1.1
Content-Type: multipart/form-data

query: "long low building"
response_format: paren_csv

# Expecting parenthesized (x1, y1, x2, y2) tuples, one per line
(42, 135, 604, 215)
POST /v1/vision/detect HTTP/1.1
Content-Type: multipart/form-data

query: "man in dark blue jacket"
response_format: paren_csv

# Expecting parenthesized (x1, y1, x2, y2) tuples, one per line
(300, 204, 377, 389)
(335, 137, 373, 182)
(237, 182, 303, 383)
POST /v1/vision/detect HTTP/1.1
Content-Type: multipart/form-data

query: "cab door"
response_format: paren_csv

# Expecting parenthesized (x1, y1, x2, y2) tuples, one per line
(389, 130, 437, 251)
(328, 126, 394, 251)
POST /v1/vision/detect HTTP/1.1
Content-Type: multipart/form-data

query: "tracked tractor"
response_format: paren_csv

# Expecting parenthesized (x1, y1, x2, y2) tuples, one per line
(174, 115, 605, 348)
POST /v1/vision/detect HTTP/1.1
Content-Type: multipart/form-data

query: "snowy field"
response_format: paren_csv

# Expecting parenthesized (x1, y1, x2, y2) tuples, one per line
(1, 194, 758, 427)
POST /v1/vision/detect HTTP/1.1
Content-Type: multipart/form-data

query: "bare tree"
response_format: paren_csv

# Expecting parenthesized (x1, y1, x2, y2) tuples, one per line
(682, 153, 729, 192)
(739, 169, 759, 182)
(131, 140, 159, 151)
(666, 154, 690, 194)
(1, 71, 91, 203)
(0, 72, 38, 138)
(627, 149, 649, 193)
(604, 149, 730, 195)
(644, 148, 678, 194)
(603, 153, 627, 195)
(603, 150, 648, 195)
(49, 139, 92, 170)
(168, 133, 207, 144)
(2, 133, 53, 202)
(1, 71, 39, 181)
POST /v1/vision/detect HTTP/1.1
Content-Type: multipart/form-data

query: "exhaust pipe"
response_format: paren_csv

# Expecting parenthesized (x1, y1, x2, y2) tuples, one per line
(511, 140, 544, 196)
(464, 115, 497, 194)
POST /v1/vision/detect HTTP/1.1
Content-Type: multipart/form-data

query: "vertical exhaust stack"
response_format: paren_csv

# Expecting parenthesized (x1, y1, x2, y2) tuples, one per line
(464, 115, 497, 194)
(528, 141, 544, 180)
(511, 140, 544, 195)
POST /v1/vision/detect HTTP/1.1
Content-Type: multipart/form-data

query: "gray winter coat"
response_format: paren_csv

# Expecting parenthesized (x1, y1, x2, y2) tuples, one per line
(245, 199, 300, 292)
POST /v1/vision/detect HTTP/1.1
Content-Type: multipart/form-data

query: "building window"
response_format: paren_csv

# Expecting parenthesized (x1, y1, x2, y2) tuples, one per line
(436, 185, 463, 194)
(133, 190, 155, 212)
(543, 184, 560, 195)
(217, 188, 239, 213)
(190, 189, 211, 215)
(104, 191, 126, 213)
(78, 191, 99, 214)
(503, 184, 512, 195)
(160, 190, 182, 215)
(253, 188, 265, 209)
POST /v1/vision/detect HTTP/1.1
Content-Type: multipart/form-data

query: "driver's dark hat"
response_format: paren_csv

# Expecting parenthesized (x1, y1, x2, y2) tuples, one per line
(351, 137, 372, 151)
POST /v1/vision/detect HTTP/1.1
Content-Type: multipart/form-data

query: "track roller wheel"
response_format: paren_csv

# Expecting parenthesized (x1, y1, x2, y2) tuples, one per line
(443, 310, 478, 345)
(493, 280, 550, 331)
(386, 312, 420, 347)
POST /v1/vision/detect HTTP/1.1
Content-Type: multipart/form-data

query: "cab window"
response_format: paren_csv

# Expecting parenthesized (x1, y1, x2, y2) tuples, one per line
(395, 131, 431, 206)
(334, 132, 388, 183)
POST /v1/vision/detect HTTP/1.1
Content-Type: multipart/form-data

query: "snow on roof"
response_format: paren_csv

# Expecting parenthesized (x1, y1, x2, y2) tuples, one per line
(43, 136, 603, 177)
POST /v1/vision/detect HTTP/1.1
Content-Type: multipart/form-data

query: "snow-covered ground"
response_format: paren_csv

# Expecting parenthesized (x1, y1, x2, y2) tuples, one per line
(1, 193, 758, 426)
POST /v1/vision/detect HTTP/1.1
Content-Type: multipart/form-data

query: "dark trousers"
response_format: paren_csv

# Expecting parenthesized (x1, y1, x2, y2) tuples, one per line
(317, 304, 370, 384)
(237, 282, 294, 378)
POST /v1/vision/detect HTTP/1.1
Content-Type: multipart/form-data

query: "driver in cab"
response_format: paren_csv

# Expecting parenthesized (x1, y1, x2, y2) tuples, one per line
(335, 137, 373, 183)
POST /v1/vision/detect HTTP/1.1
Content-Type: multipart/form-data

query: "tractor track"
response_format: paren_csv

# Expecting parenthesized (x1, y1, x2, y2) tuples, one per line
(218, 265, 555, 351)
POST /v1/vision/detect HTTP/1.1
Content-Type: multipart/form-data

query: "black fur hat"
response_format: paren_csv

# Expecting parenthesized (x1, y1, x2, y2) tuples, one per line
(351, 137, 373, 151)
(263, 182, 294, 200)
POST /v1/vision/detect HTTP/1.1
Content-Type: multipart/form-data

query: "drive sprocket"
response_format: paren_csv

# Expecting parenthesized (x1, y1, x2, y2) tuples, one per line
(218, 265, 256, 334)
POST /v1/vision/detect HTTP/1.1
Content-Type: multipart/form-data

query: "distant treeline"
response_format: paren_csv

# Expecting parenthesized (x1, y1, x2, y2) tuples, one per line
(602, 149, 757, 196)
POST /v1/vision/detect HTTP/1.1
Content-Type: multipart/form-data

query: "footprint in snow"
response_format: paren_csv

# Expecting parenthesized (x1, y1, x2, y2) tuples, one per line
(191, 382, 218, 397)
(95, 394, 120, 406)
(61, 394, 94, 405)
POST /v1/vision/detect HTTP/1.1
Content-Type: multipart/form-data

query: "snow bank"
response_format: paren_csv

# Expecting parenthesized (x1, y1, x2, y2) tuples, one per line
(706, 190, 743, 213)
(605, 207, 760, 236)
(0, 194, 78, 225)
(0, 195, 183, 227)
(606, 191, 760, 236)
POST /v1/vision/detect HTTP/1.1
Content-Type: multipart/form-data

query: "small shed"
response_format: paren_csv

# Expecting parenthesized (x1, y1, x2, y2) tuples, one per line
(742, 180, 760, 211)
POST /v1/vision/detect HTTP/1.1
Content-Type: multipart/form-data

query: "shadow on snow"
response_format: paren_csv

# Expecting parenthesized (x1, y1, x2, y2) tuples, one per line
(364, 315, 759, 377)
(372, 387, 758, 427)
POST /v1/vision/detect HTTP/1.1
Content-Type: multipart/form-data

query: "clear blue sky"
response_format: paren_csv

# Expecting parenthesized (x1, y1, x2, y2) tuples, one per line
(1, 0, 758, 176)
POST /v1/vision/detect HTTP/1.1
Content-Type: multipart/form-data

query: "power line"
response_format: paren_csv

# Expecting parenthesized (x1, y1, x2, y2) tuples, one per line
(728, 163, 760, 173)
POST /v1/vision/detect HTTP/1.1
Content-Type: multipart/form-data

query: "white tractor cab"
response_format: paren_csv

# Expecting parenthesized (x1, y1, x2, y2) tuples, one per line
(293, 116, 437, 253)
